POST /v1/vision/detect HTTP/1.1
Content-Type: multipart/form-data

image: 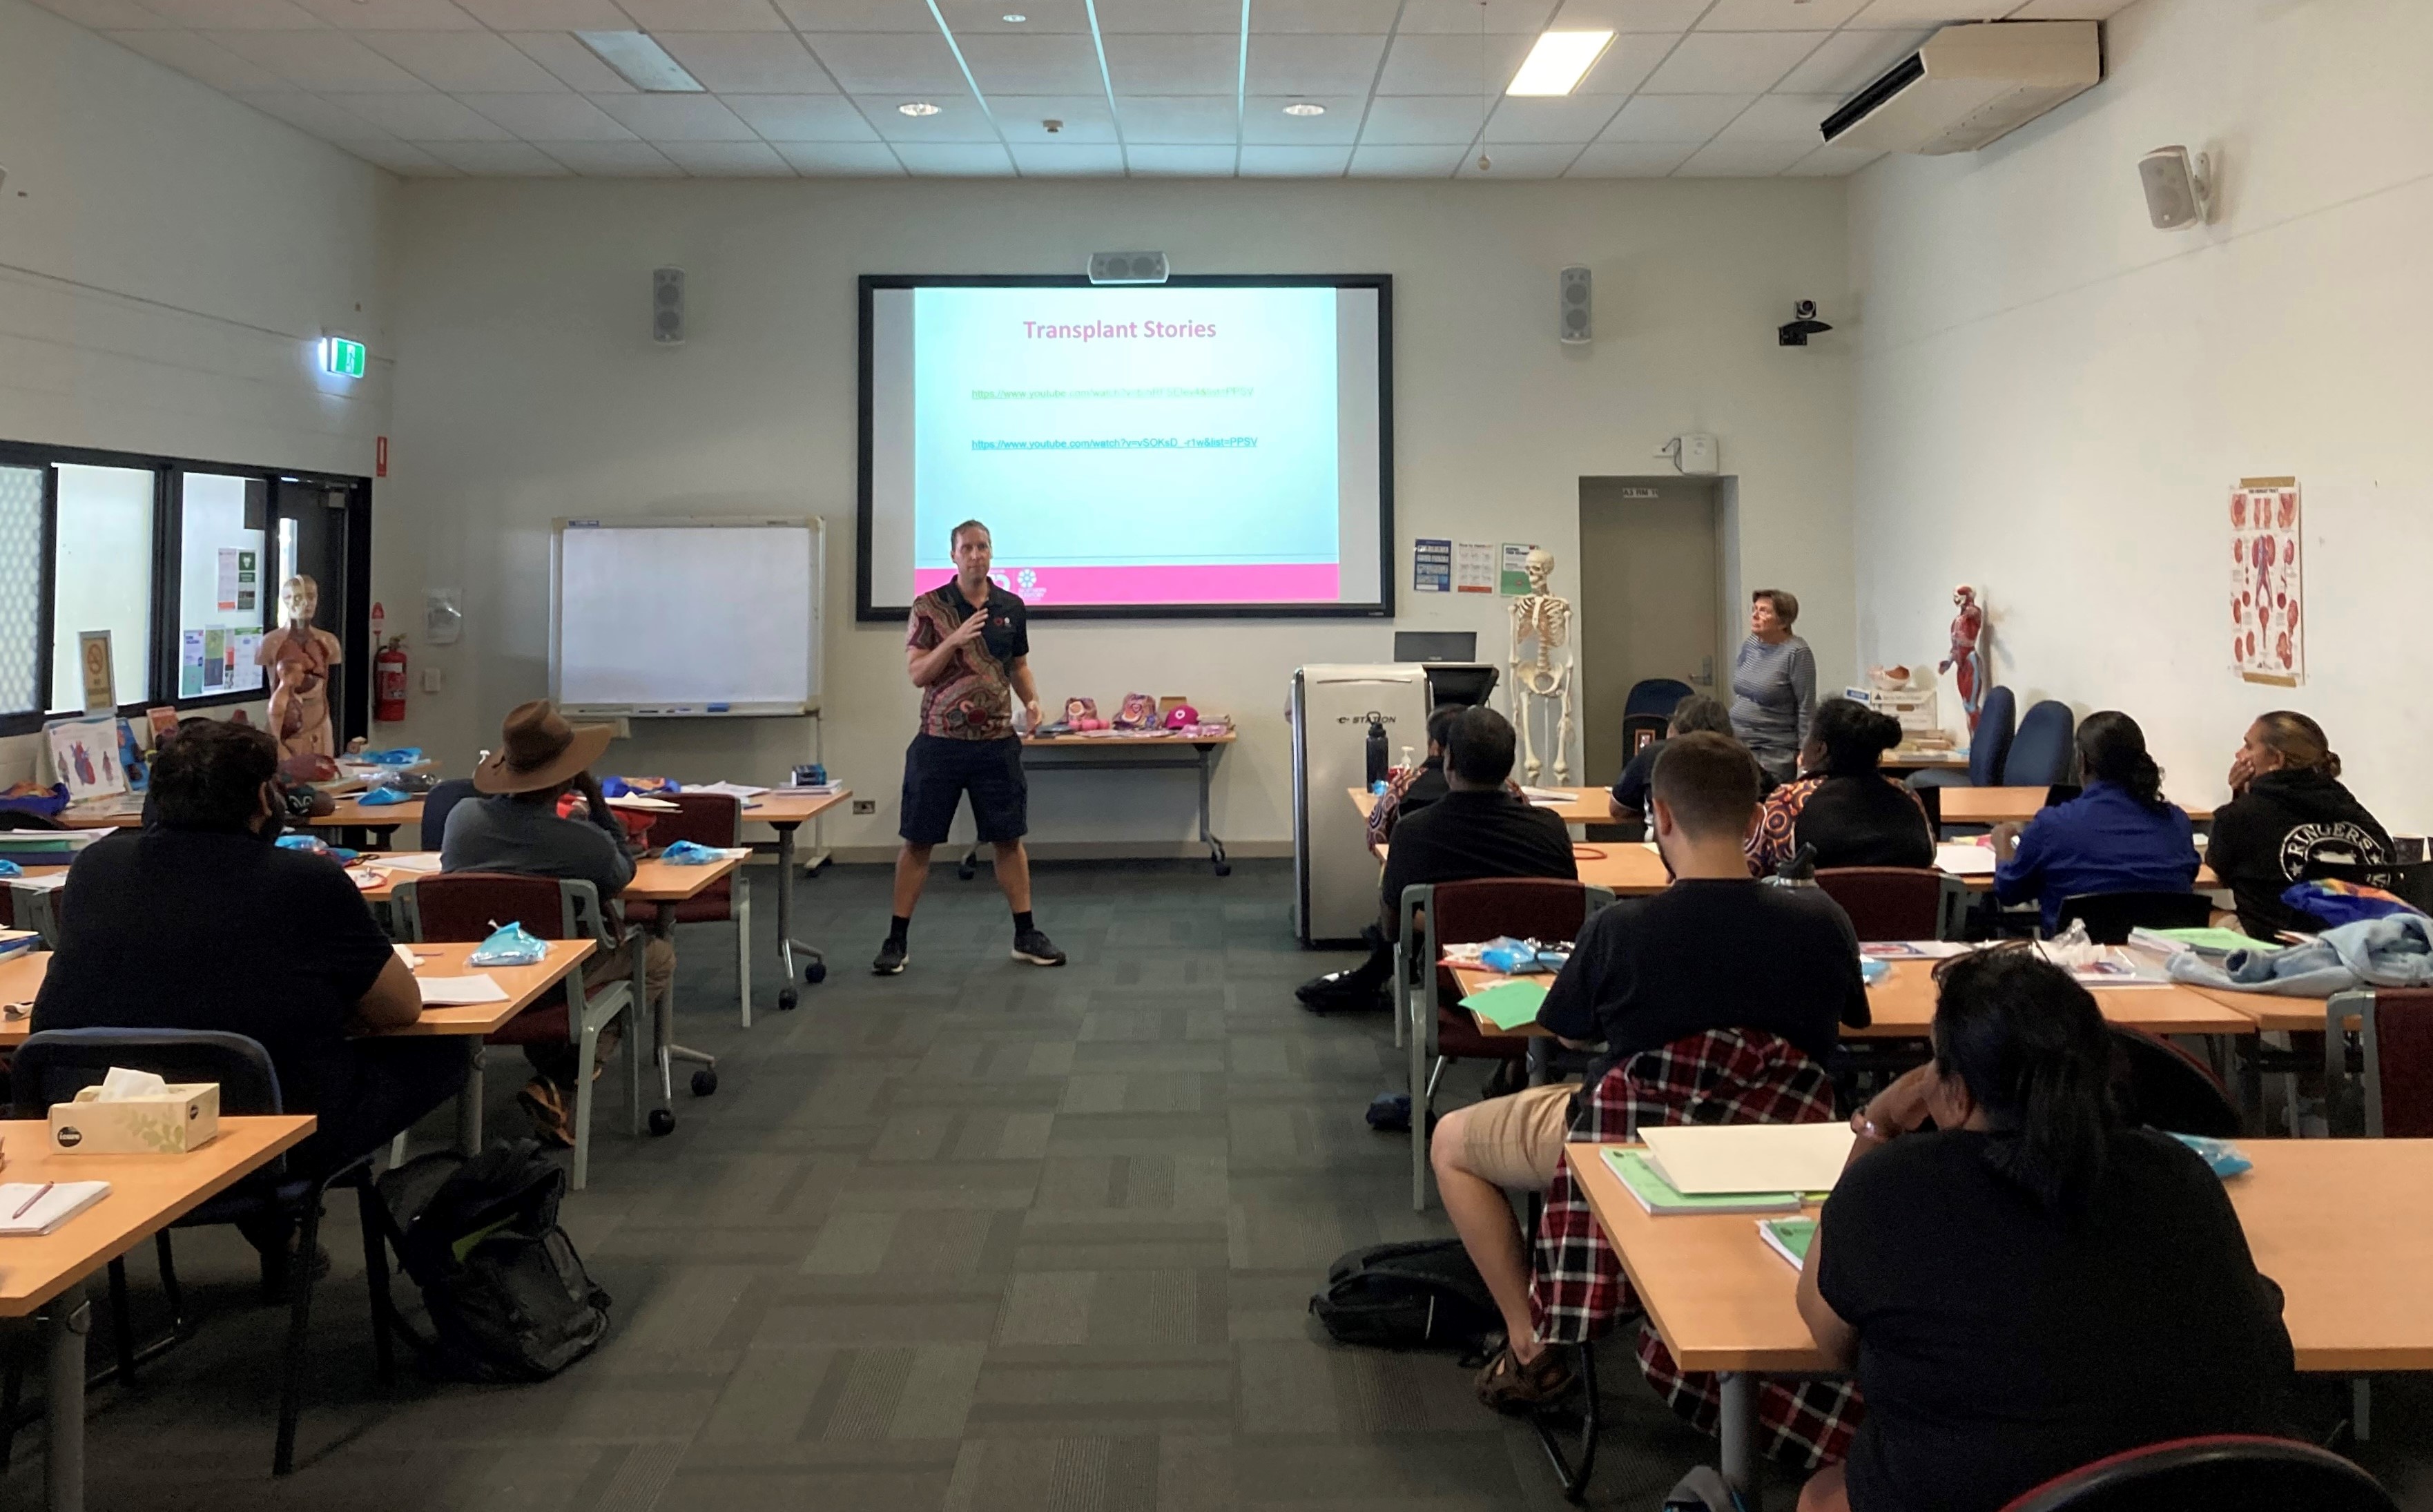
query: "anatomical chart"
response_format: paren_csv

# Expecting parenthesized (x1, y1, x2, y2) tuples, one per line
(2230, 477, 2303, 686)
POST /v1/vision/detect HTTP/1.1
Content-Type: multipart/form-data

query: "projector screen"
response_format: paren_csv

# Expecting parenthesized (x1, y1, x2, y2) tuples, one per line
(858, 274, 1393, 621)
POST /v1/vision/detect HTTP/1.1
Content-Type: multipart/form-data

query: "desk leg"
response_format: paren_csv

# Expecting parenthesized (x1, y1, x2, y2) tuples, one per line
(1198, 746, 1230, 877)
(772, 822, 823, 1009)
(456, 1041, 483, 1153)
(655, 903, 716, 1105)
(43, 1285, 89, 1512)
(1526, 1038, 1555, 1087)
(1718, 1371, 1758, 1512)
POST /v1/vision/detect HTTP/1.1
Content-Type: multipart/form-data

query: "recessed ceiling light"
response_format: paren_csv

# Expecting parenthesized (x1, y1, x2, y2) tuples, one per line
(1506, 30, 1614, 97)
(573, 30, 704, 94)
(1002, 11, 1027, 19)
(1281, 101, 1326, 116)
(899, 101, 942, 117)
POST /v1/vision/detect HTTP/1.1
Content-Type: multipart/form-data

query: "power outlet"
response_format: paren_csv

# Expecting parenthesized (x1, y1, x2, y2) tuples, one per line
(852, 799, 875, 815)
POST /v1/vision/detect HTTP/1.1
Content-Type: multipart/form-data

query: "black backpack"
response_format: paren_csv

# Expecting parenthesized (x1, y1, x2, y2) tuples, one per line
(1309, 1239, 1500, 1352)
(376, 1140, 613, 1383)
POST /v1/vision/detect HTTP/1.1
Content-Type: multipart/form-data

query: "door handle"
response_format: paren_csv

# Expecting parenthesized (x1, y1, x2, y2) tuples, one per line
(1694, 656, 1714, 686)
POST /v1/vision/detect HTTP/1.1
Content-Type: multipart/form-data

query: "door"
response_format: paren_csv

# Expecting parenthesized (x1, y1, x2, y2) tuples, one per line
(1577, 478, 1722, 787)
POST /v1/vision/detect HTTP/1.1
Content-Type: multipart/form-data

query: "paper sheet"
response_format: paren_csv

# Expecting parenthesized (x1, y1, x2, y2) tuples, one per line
(1935, 843, 1997, 877)
(1638, 1123, 1856, 1195)
(418, 974, 510, 1006)
(372, 853, 444, 873)
(688, 782, 769, 800)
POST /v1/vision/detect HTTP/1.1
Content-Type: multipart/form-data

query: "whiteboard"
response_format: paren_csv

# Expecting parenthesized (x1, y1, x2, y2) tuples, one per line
(550, 518, 822, 716)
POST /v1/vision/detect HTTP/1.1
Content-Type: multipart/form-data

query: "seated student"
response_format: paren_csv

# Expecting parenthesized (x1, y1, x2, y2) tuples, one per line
(1298, 706, 1571, 1014)
(1991, 711, 2200, 933)
(34, 718, 461, 1290)
(1607, 693, 1734, 835)
(2208, 710, 2394, 940)
(1795, 949, 2293, 1512)
(1365, 704, 1465, 849)
(1433, 731, 1869, 1411)
(441, 700, 675, 1147)
(1748, 699, 1933, 877)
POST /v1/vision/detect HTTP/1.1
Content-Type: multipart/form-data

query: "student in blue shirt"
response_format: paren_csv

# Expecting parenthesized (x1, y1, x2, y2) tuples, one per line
(1991, 711, 2199, 933)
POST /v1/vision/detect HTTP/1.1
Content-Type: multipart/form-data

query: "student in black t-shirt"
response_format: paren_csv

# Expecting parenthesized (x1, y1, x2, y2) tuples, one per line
(1438, 732, 1869, 1412)
(1606, 693, 1734, 837)
(35, 719, 463, 1290)
(1794, 949, 2292, 1512)
(1747, 698, 1933, 877)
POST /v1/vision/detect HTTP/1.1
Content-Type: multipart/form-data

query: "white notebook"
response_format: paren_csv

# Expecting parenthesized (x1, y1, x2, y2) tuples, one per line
(1638, 1124, 1855, 1196)
(418, 974, 509, 1006)
(0, 1182, 110, 1237)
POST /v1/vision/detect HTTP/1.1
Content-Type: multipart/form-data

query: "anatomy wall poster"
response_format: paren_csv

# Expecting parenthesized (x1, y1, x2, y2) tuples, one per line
(2231, 477, 2303, 686)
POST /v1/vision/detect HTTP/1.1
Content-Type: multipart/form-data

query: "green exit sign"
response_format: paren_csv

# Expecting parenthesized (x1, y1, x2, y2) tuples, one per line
(320, 336, 366, 378)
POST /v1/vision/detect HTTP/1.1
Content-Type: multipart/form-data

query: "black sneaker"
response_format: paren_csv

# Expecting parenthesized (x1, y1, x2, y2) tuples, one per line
(1011, 928, 1067, 967)
(873, 938, 908, 975)
(1296, 968, 1389, 1014)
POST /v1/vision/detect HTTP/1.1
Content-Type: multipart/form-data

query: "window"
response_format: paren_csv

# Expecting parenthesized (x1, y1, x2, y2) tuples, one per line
(0, 465, 43, 718)
(177, 473, 269, 698)
(50, 463, 153, 714)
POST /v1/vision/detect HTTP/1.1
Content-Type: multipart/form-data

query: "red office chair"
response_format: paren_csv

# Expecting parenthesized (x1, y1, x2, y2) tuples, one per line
(1398, 878, 1610, 1210)
(2108, 1025, 2242, 1138)
(2349, 987, 2433, 1138)
(1995, 1435, 2395, 1512)
(396, 872, 640, 1188)
(1814, 867, 1964, 942)
(651, 793, 753, 1027)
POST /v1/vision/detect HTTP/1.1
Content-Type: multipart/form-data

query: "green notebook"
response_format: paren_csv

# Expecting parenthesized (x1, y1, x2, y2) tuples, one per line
(1603, 1149, 1804, 1215)
(1758, 1217, 1816, 1270)
(1460, 978, 1549, 1031)
(2133, 925, 2279, 956)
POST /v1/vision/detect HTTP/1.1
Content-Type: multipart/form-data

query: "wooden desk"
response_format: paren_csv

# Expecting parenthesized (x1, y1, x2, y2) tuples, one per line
(967, 734, 1232, 876)
(1882, 748, 1968, 773)
(742, 790, 851, 1007)
(0, 950, 50, 1048)
(1566, 1136, 2433, 1504)
(1349, 784, 1611, 826)
(389, 938, 592, 1038)
(349, 853, 739, 907)
(2182, 983, 2356, 1036)
(0, 1114, 314, 1511)
(1936, 786, 2216, 826)
(53, 802, 141, 832)
(312, 795, 424, 842)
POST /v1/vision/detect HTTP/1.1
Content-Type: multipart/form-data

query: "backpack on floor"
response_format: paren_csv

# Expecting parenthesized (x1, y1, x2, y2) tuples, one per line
(376, 1139, 613, 1383)
(1309, 1239, 1500, 1352)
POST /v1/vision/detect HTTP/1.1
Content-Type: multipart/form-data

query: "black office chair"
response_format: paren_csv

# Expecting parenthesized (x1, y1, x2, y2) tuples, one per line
(1911, 685, 2016, 793)
(2055, 891, 2212, 944)
(2002, 700, 2077, 788)
(418, 777, 477, 852)
(2109, 1025, 2243, 1138)
(1996, 1435, 2395, 1512)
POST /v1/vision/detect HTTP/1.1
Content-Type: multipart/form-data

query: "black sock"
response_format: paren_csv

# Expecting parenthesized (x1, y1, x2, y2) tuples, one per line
(887, 915, 910, 945)
(1013, 911, 1035, 935)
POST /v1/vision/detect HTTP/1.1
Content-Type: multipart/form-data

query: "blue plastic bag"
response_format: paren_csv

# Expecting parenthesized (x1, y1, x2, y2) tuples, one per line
(275, 834, 331, 857)
(659, 840, 728, 866)
(467, 920, 548, 967)
(0, 859, 20, 878)
(1860, 956, 1891, 986)
(2170, 1132, 2253, 1179)
(1477, 935, 1568, 975)
(356, 747, 423, 766)
(355, 784, 411, 806)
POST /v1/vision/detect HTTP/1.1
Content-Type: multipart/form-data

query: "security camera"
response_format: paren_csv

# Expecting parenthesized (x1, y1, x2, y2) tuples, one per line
(1778, 299, 1832, 347)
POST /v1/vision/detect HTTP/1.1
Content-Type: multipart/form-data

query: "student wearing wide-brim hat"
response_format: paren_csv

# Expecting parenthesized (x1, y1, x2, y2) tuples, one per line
(441, 699, 675, 1147)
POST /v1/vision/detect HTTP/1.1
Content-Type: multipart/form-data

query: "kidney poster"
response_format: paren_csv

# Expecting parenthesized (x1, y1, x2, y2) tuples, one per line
(2229, 478, 2303, 686)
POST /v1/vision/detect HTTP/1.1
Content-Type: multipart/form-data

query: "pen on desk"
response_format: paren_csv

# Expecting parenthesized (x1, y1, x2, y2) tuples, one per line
(12, 1181, 53, 1220)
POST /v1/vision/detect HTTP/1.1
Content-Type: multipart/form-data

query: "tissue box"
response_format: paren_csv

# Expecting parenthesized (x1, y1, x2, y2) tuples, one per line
(48, 1083, 220, 1154)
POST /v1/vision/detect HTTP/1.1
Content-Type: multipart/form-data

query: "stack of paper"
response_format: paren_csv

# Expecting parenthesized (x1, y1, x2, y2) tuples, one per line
(373, 853, 444, 874)
(606, 795, 679, 813)
(418, 974, 510, 1006)
(1637, 1123, 1854, 1195)
(1935, 842, 1997, 877)
(1603, 1150, 1805, 1215)
(689, 782, 769, 801)
(0, 1182, 110, 1236)
(2129, 926, 2278, 959)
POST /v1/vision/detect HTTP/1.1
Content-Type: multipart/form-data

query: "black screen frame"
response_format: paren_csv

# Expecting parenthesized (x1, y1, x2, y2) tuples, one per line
(855, 272, 1394, 623)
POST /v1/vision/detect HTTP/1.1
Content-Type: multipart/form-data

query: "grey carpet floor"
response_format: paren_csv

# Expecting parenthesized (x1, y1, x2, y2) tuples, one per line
(7, 857, 2430, 1509)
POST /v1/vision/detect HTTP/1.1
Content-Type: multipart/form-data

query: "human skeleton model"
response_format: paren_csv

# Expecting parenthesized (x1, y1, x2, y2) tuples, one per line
(1506, 547, 1575, 784)
(1939, 584, 1987, 735)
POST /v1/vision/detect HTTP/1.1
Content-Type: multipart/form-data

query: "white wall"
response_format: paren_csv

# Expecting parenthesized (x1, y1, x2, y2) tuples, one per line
(383, 176, 1853, 857)
(1850, 0, 2433, 831)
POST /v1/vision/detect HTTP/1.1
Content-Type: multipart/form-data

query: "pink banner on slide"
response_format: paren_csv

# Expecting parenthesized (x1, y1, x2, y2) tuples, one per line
(912, 562, 1340, 605)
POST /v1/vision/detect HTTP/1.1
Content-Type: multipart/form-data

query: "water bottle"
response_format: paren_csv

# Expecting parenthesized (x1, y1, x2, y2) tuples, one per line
(1364, 716, 1388, 786)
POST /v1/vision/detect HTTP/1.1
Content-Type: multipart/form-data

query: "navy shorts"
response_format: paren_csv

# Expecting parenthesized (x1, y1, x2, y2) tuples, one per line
(900, 734, 1027, 846)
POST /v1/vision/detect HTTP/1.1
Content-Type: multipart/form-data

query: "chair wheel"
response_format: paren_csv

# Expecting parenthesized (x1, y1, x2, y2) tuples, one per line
(777, 987, 798, 1011)
(690, 1069, 717, 1097)
(648, 1108, 676, 1136)
(806, 858, 829, 878)
(1214, 862, 1232, 877)
(803, 960, 826, 985)
(956, 862, 976, 880)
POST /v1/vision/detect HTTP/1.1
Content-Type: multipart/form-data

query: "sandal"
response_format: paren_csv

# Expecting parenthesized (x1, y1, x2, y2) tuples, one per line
(517, 1078, 576, 1149)
(1475, 1342, 1578, 1414)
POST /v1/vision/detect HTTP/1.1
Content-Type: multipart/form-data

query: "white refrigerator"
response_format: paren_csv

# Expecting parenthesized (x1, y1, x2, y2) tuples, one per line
(1291, 663, 1433, 947)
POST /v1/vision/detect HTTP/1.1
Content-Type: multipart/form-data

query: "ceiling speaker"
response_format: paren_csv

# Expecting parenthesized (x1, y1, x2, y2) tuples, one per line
(2139, 146, 2211, 231)
(652, 266, 684, 345)
(1558, 264, 1591, 345)
(1088, 251, 1169, 285)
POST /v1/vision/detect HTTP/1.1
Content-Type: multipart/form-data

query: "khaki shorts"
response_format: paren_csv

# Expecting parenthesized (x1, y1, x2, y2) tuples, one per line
(1456, 1082, 1582, 1192)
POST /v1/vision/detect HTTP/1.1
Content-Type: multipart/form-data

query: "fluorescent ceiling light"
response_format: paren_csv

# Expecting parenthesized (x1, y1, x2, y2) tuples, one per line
(1281, 101, 1325, 116)
(899, 101, 942, 117)
(1506, 30, 1613, 96)
(574, 31, 704, 93)
(1002, 11, 1027, 19)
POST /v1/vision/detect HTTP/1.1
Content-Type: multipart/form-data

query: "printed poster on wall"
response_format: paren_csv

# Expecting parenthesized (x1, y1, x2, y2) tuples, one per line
(1453, 542, 1497, 594)
(2230, 477, 2303, 686)
(1498, 543, 1538, 597)
(1413, 539, 1451, 594)
(179, 630, 205, 697)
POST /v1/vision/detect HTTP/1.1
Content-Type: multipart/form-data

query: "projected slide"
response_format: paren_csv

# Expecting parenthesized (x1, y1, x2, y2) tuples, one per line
(861, 275, 1390, 619)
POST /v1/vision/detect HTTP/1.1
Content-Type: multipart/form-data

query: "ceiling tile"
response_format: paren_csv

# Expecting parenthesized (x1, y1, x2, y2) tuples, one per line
(723, 93, 881, 139)
(332, 88, 517, 135)
(1486, 93, 1625, 144)
(211, 30, 438, 89)
(1093, 0, 1238, 32)
(1457, 143, 1578, 176)
(414, 138, 572, 172)
(654, 32, 837, 92)
(802, 31, 972, 93)
(1237, 144, 1350, 175)
(1348, 142, 1464, 175)
(851, 91, 1001, 140)
(656, 139, 796, 173)
(989, 95, 1119, 142)
(769, 139, 905, 173)
(1101, 33, 1240, 93)
(1712, 92, 1838, 143)
(1373, 32, 1531, 96)
(1781, 142, 1883, 174)
(771, 0, 936, 28)
(954, 31, 1107, 93)
(615, 0, 790, 30)
(133, 0, 323, 28)
(938, 0, 1095, 32)
(892, 142, 1016, 174)
(1009, 142, 1125, 173)
(1239, 94, 1361, 143)
(453, 0, 626, 23)
(344, 139, 456, 172)
(1244, 32, 1383, 94)
(456, 90, 634, 136)
(1772, 26, 1927, 94)
(285, 0, 483, 28)
(2005, 0, 2137, 16)
(1358, 95, 1486, 144)
(102, 28, 291, 89)
(1125, 143, 1237, 173)
(1695, 0, 1870, 29)
(1595, 91, 1748, 141)
(1673, 137, 1807, 174)
(534, 139, 682, 173)
(1114, 93, 1237, 142)
(503, 31, 630, 90)
(361, 30, 567, 90)
(1249, 0, 1400, 32)
(1637, 30, 1821, 92)
(1846, 0, 2009, 21)
(1392, 0, 1559, 31)
(29, 0, 171, 27)
(1546, 0, 1707, 28)
(1565, 139, 1694, 175)
(233, 90, 391, 137)
(590, 92, 759, 138)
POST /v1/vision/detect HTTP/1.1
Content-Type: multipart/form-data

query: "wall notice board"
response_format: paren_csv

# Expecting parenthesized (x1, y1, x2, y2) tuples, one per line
(550, 518, 823, 717)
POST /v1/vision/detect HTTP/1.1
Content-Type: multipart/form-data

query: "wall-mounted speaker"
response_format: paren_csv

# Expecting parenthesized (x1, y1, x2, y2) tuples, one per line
(1558, 264, 1591, 345)
(2138, 146, 2211, 231)
(652, 266, 684, 345)
(1087, 251, 1169, 285)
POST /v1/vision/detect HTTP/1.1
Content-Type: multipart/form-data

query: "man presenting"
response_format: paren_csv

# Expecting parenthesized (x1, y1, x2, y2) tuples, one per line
(880, 518, 1065, 974)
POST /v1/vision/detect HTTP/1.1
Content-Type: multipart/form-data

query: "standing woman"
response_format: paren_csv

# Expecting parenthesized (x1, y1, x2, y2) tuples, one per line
(1732, 588, 1816, 786)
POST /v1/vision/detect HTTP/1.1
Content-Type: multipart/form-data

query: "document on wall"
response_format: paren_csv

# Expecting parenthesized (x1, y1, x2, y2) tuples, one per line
(1499, 542, 1538, 596)
(1413, 538, 1451, 594)
(230, 632, 264, 692)
(1453, 541, 1496, 594)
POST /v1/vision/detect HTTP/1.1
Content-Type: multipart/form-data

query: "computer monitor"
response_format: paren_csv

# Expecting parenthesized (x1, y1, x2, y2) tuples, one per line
(1393, 631, 1477, 663)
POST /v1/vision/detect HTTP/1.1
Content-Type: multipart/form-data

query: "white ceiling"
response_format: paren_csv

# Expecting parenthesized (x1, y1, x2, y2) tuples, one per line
(33, 0, 2135, 179)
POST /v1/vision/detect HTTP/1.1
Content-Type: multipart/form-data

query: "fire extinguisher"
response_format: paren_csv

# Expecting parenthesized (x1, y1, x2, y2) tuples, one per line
(375, 636, 408, 723)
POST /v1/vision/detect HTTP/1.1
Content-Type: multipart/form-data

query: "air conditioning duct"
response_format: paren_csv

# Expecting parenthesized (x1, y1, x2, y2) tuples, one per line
(1819, 21, 2102, 156)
